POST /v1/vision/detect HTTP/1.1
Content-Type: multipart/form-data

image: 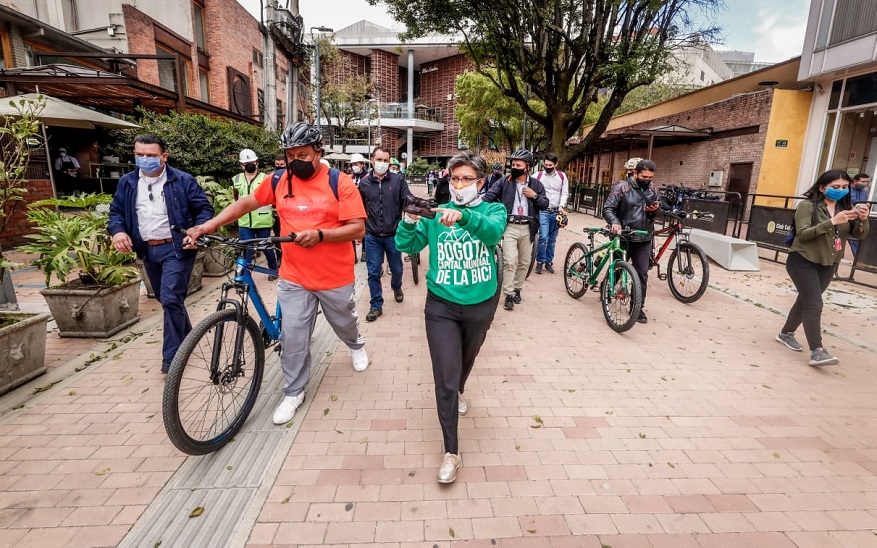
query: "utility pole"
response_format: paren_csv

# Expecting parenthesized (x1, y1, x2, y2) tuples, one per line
(310, 26, 333, 129)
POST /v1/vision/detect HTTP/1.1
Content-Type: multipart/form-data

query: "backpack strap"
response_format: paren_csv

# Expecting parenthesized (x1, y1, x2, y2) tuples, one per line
(271, 167, 340, 200)
(536, 171, 542, 181)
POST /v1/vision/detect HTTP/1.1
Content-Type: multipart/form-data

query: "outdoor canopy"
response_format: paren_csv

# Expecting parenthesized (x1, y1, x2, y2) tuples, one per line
(0, 92, 140, 129)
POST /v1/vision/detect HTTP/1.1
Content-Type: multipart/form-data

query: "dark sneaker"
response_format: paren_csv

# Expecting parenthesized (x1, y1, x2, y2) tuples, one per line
(535, 262, 543, 274)
(366, 308, 382, 322)
(513, 289, 522, 304)
(161, 362, 170, 374)
(394, 288, 404, 303)
(637, 311, 648, 324)
(268, 274, 279, 282)
(776, 332, 803, 352)
(545, 262, 555, 274)
(503, 295, 514, 310)
(809, 347, 839, 366)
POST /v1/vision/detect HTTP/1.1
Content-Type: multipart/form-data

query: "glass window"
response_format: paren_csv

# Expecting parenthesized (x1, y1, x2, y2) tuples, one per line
(841, 71, 877, 108)
(193, 4, 206, 52)
(156, 47, 177, 92)
(815, 0, 835, 49)
(831, 110, 875, 171)
(829, 80, 843, 110)
(829, 0, 877, 46)
(818, 112, 837, 172)
(199, 70, 210, 102)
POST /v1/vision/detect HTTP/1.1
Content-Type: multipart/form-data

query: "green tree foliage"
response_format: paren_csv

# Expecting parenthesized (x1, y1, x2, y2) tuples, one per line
(316, 36, 373, 153)
(110, 110, 280, 182)
(616, 81, 695, 115)
(370, 0, 721, 167)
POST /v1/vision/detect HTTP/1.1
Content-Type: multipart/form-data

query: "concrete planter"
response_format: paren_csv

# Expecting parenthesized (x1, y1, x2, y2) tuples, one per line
(0, 312, 50, 395)
(0, 269, 18, 310)
(202, 247, 233, 277)
(136, 251, 205, 298)
(41, 278, 141, 338)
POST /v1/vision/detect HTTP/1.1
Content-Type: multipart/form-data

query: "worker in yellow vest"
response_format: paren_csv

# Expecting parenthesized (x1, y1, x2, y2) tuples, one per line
(233, 148, 279, 280)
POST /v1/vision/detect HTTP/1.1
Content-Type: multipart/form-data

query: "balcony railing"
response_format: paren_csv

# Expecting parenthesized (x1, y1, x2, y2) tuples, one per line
(376, 103, 443, 123)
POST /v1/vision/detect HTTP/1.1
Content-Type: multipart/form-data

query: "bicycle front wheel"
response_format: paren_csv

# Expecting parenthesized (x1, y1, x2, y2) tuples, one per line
(163, 308, 265, 455)
(667, 242, 709, 303)
(526, 237, 537, 279)
(563, 242, 589, 299)
(410, 253, 420, 285)
(600, 260, 643, 332)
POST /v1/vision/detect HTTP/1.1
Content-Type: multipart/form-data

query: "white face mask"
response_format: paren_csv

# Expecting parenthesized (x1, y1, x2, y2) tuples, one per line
(352, 164, 362, 174)
(451, 182, 481, 207)
(373, 161, 389, 175)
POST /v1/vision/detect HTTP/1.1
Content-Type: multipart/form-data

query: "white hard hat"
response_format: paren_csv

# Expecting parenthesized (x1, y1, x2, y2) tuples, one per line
(239, 148, 258, 163)
(320, 158, 331, 167)
(349, 153, 369, 164)
(624, 157, 643, 170)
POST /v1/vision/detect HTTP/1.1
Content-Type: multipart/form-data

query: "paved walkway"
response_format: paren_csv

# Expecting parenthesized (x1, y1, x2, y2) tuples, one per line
(1, 211, 877, 547)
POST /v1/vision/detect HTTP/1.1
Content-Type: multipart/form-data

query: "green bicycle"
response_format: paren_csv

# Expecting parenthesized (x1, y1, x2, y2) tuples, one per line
(564, 227, 647, 332)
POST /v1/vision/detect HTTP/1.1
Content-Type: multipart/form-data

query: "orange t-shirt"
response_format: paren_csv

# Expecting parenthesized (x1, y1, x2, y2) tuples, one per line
(252, 165, 366, 290)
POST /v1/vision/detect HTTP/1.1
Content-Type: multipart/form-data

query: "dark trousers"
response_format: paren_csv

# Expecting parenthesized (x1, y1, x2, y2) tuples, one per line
(365, 233, 403, 310)
(143, 243, 196, 366)
(782, 251, 834, 350)
(622, 239, 653, 305)
(424, 291, 496, 454)
(239, 226, 278, 270)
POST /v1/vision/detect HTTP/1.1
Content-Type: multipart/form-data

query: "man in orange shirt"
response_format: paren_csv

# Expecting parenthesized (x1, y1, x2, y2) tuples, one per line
(185, 122, 368, 425)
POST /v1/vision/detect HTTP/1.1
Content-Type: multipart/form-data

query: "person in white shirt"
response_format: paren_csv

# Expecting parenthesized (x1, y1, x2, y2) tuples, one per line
(108, 134, 213, 374)
(534, 152, 569, 274)
(54, 147, 80, 177)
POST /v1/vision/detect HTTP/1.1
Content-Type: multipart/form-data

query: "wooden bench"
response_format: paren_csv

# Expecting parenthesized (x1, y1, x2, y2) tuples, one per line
(688, 228, 760, 271)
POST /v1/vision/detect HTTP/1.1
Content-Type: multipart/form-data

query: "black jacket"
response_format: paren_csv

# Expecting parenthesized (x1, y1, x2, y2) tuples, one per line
(358, 171, 412, 236)
(433, 175, 450, 205)
(483, 175, 549, 241)
(602, 177, 662, 242)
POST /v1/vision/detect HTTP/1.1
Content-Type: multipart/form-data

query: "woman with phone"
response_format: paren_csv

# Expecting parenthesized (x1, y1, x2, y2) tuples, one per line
(395, 151, 507, 484)
(776, 170, 869, 366)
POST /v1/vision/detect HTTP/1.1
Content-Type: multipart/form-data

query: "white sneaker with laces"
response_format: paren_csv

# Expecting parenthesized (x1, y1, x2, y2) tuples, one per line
(458, 394, 468, 416)
(352, 347, 369, 372)
(272, 392, 305, 425)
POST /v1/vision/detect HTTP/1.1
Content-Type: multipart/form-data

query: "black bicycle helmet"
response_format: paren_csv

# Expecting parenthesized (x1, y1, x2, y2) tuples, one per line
(508, 148, 534, 165)
(556, 212, 569, 229)
(280, 122, 323, 149)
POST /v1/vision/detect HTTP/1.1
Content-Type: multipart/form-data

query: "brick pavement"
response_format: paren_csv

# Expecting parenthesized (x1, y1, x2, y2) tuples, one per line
(1, 210, 877, 547)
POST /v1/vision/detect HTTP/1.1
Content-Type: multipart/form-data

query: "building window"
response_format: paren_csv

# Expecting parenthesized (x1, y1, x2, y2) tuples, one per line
(156, 46, 190, 95)
(277, 99, 284, 127)
(0, 29, 11, 68)
(699, 70, 705, 82)
(829, 0, 877, 46)
(258, 88, 265, 121)
(252, 48, 263, 68)
(193, 2, 206, 52)
(199, 69, 210, 102)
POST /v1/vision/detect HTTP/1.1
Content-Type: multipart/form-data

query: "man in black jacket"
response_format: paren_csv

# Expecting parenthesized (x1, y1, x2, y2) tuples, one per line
(483, 148, 549, 310)
(602, 158, 661, 324)
(359, 146, 412, 321)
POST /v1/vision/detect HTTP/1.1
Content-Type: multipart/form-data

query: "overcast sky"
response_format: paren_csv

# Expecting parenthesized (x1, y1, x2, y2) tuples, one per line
(238, 0, 809, 63)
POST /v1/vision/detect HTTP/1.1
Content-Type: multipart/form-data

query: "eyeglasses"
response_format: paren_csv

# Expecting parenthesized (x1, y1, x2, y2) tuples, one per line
(450, 176, 480, 185)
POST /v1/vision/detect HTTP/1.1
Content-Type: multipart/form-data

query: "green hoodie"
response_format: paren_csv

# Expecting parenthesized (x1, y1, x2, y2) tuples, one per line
(395, 200, 507, 305)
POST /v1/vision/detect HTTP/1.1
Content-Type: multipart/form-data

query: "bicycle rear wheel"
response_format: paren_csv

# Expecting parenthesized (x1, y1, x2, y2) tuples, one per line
(667, 242, 709, 303)
(163, 308, 265, 455)
(563, 242, 589, 299)
(410, 253, 420, 285)
(526, 237, 537, 279)
(600, 260, 643, 332)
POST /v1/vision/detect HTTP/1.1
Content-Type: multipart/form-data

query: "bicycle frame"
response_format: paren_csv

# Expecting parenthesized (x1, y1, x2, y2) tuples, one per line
(570, 230, 628, 288)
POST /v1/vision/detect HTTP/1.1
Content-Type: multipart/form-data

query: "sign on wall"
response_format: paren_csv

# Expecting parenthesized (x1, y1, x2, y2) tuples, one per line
(747, 205, 796, 251)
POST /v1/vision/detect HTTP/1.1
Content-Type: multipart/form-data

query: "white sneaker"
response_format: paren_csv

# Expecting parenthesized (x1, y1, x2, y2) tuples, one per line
(458, 394, 468, 416)
(272, 392, 305, 425)
(352, 347, 369, 372)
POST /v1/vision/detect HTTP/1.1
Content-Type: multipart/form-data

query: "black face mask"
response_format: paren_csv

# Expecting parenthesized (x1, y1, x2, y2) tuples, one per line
(544, 167, 555, 174)
(636, 178, 651, 188)
(511, 167, 526, 180)
(244, 163, 258, 174)
(291, 159, 316, 180)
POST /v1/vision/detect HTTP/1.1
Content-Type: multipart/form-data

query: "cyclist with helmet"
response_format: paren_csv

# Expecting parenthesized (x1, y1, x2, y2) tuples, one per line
(602, 158, 663, 324)
(483, 162, 505, 195)
(534, 152, 569, 274)
(233, 148, 279, 281)
(389, 157, 401, 173)
(623, 157, 643, 180)
(185, 122, 370, 425)
(483, 148, 549, 310)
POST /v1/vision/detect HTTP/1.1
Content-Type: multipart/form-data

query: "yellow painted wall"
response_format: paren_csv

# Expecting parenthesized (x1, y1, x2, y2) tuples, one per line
(755, 89, 812, 207)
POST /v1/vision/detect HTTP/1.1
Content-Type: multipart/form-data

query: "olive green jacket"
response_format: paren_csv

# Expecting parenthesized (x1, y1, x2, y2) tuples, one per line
(791, 200, 869, 265)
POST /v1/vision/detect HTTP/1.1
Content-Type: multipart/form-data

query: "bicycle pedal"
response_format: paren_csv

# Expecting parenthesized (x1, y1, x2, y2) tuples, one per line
(658, 273, 667, 281)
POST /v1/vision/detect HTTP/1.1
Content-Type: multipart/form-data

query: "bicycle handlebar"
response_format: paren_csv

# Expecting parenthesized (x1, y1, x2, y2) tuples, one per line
(171, 225, 297, 249)
(584, 226, 649, 237)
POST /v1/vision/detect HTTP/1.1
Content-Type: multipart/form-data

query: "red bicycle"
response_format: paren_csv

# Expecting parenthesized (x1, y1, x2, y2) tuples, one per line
(649, 210, 710, 303)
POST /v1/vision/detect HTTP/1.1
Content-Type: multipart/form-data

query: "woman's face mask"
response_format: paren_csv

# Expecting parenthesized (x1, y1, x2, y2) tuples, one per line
(450, 176, 482, 207)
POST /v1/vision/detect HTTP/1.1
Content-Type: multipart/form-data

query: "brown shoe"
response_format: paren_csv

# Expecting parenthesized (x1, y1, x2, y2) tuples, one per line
(365, 308, 382, 322)
(437, 452, 462, 484)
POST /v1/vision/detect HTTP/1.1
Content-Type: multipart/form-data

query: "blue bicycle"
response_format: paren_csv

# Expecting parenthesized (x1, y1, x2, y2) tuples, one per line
(162, 229, 295, 455)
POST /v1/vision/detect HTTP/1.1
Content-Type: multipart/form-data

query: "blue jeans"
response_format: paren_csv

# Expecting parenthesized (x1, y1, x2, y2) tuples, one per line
(143, 243, 196, 367)
(365, 233, 403, 310)
(239, 226, 278, 270)
(537, 210, 560, 264)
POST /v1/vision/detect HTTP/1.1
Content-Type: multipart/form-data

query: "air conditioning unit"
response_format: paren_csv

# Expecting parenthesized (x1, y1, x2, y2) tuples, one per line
(708, 170, 724, 187)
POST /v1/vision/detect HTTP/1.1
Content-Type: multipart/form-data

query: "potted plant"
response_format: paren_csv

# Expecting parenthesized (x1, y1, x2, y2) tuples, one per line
(0, 96, 50, 393)
(19, 193, 142, 338)
(196, 175, 235, 276)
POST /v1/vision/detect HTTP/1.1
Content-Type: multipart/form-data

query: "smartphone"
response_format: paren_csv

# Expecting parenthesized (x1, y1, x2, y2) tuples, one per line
(403, 194, 437, 219)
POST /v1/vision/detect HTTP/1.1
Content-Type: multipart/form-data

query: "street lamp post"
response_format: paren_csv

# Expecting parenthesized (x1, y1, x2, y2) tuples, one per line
(310, 26, 333, 130)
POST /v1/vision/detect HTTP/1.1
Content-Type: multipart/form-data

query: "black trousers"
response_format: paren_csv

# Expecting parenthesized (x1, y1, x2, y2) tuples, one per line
(424, 291, 496, 455)
(622, 239, 653, 306)
(781, 252, 834, 351)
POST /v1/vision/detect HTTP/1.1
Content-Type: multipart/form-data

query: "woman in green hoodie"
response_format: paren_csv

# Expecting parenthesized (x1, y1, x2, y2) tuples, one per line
(776, 170, 869, 366)
(396, 151, 507, 484)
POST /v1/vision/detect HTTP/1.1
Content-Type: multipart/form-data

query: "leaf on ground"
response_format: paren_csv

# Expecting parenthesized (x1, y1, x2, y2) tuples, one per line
(345, 502, 353, 511)
(188, 506, 204, 518)
(330, 394, 338, 402)
(762, 384, 772, 389)
(772, 453, 780, 459)
(153, 542, 162, 548)
(605, 410, 613, 415)
(323, 408, 329, 416)
(514, 443, 521, 451)
(141, 388, 149, 394)
(226, 466, 233, 471)
(526, 529, 537, 534)
(449, 527, 455, 538)
(638, 433, 646, 439)
(95, 468, 111, 476)
(533, 416, 543, 424)
(68, 391, 76, 396)
(667, 462, 675, 469)
(360, 437, 368, 444)
(285, 421, 295, 429)
(566, 389, 576, 393)
(281, 496, 290, 504)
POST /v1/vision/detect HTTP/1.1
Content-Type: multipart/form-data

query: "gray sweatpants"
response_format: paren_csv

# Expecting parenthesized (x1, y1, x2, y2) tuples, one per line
(277, 279, 365, 396)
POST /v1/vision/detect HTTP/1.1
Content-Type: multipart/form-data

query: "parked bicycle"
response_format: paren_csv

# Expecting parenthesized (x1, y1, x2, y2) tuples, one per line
(651, 210, 710, 303)
(563, 227, 647, 332)
(162, 228, 295, 455)
(659, 184, 721, 211)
